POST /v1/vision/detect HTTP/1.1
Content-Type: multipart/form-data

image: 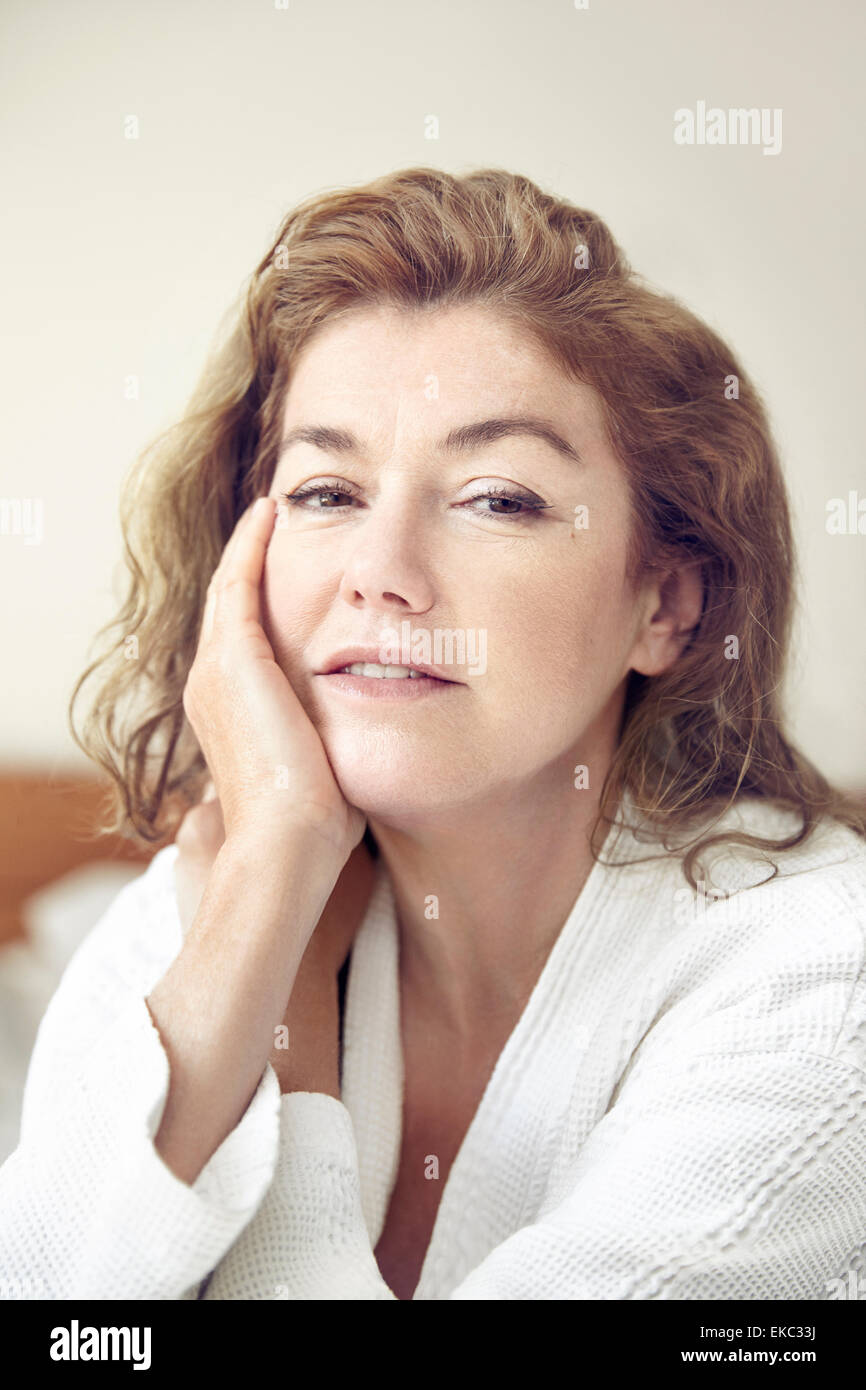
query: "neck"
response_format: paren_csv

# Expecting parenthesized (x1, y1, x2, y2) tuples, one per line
(366, 746, 621, 1049)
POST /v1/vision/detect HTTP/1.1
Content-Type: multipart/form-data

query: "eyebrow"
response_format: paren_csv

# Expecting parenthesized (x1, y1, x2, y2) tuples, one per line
(277, 415, 583, 466)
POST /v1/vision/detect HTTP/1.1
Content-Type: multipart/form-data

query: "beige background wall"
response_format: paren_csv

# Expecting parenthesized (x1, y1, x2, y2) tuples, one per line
(1, 0, 863, 785)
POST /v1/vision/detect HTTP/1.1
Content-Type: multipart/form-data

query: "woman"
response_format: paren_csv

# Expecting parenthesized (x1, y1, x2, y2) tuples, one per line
(2, 167, 865, 1300)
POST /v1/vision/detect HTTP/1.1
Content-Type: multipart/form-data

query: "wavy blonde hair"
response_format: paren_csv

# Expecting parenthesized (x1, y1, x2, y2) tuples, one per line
(69, 166, 865, 887)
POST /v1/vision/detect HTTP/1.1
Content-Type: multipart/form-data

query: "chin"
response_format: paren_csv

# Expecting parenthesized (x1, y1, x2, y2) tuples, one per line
(330, 765, 438, 824)
(323, 740, 467, 827)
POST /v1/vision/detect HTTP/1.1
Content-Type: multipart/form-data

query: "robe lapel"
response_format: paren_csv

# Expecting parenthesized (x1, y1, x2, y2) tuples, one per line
(340, 858, 404, 1248)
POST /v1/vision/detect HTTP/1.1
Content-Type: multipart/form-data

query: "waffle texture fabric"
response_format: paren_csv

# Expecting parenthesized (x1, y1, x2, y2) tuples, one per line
(1, 794, 865, 1300)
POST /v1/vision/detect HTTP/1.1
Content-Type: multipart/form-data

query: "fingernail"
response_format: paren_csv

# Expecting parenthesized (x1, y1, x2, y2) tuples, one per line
(252, 497, 271, 518)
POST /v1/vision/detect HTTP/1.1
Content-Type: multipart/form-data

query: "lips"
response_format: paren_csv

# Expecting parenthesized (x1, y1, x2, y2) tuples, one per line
(317, 647, 459, 683)
(336, 662, 430, 680)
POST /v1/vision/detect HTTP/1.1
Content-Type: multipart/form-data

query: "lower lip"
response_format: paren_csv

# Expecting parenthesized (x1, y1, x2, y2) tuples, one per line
(315, 671, 462, 699)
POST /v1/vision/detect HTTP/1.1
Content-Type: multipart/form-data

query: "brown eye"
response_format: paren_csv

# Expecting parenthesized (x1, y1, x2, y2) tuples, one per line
(280, 486, 358, 510)
(460, 488, 551, 519)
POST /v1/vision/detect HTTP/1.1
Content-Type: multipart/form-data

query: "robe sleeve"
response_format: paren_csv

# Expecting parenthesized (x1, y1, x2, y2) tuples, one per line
(0, 847, 282, 1300)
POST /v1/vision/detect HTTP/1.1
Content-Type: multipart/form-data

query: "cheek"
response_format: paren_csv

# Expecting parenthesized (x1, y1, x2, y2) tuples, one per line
(260, 549, 327, 661)
(500, 551, 633, 706)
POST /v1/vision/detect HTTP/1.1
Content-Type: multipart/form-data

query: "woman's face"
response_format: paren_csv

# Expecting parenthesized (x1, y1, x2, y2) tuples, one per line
(262, 301, 660, 826)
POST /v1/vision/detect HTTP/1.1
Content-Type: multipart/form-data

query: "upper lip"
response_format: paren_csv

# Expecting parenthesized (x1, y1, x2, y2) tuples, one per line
(316, 646, 462, 682)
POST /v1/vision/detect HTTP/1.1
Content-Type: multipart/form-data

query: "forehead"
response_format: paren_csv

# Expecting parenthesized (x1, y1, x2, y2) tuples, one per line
(280, 302, 609, 445)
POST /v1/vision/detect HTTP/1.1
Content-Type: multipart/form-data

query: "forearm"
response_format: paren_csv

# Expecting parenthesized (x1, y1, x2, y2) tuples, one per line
(146, 828, 344, 1186)
(270, 972, 342, 1099)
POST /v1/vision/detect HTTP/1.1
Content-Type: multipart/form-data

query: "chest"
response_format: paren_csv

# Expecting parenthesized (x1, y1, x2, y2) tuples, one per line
(372, 1093, 474, 1300)
(372, 1032, 507, 1299)
(367, 974, 527, 1299)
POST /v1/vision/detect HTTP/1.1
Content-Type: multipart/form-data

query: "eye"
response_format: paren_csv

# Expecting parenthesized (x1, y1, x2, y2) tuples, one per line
(280, 483, 359, 511)
(279, 482, 553, 519)
(459, 486, 552, 519)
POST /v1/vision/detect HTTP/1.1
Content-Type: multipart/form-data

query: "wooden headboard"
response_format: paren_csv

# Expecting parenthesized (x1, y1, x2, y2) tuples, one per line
(0, 769, 159, 946)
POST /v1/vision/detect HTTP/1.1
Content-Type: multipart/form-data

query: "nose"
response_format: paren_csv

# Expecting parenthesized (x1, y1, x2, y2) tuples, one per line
(337, 493, 435, 615)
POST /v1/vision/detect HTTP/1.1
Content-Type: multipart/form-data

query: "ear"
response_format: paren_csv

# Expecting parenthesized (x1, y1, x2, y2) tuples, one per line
(627, 560, 704, 678)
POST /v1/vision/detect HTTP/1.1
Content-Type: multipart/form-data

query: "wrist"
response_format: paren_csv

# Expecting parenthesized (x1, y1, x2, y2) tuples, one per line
(224, 816, 354, 869)
(178, 825, 346, 995)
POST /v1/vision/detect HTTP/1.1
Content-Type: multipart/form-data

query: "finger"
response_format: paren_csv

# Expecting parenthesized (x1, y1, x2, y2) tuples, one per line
(200, 497, 273, 642)
(209, 498, 266, 590)
(198, 502, 256, 642)
(221, 496, 275, 583)
(206, 497, 276, 639)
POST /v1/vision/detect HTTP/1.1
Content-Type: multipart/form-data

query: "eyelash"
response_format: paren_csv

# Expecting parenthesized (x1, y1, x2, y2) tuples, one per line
(279, 483, 552, 519)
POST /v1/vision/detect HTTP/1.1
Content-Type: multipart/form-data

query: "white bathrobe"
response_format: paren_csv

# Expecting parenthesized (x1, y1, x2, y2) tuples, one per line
(1, 795, 864, 1300)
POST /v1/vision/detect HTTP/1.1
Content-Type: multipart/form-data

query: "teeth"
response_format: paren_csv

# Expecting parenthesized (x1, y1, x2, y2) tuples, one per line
(339, 662, 426, 679)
